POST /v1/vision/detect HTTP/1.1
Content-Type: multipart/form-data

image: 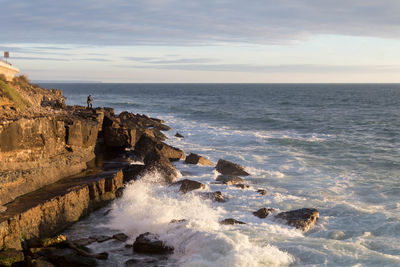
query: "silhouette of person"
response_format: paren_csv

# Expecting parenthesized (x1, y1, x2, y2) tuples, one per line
(87, 95, 93, 108)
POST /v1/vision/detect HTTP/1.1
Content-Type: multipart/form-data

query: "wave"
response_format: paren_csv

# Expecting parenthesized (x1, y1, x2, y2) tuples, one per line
(107, 170, 294, 266)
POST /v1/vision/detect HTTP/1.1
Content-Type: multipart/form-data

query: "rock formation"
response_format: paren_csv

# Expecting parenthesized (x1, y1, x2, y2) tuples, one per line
(133, 232, 174, 254)
(184, 153, 213, 166)
(275, 208, 319, 231)
(215, 159, 250, 176)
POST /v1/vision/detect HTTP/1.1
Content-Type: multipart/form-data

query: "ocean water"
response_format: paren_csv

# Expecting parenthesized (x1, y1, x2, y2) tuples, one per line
(41, 83, 400, 266)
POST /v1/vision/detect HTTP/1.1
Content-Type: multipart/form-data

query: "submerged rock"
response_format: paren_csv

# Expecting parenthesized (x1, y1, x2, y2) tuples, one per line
(220, 218, 246, 225)
(198, 191, 225, 202)
(72, 238, 96, 247)
(257, 189, 267, 196)
(170, 219, 187, 224)
(215, 159, 250, 176)
(89, 235, 112, 243)
(275, 208, 319, 231)
(253, 208, 274, 219)
(133, 232, 174, 255)
(178, 179, 206, 193)
(112, 233, 129, 242)
(234, 184, 250, 189)
(175, 132, 184, 138)
(184, 153, 214, 166)
(216, 175, 246, 185)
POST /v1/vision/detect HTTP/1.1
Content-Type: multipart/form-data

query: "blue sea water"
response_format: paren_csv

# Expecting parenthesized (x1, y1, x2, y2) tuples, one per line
(41, 83, 400, 266)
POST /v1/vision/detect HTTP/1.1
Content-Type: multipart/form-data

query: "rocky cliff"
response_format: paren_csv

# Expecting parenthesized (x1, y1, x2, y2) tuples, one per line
(0, 76, 174, 206)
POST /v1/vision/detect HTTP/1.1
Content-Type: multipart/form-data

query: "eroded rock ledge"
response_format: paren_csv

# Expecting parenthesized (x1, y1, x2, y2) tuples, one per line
(0, 78, 176, 251)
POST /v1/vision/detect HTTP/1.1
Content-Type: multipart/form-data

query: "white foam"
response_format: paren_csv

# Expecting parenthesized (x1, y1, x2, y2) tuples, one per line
(108, 170, 294, 266)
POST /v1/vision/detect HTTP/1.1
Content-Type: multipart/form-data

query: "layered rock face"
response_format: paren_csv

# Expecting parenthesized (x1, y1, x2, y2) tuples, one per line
(0, 78, 173, 205)
(0, 110, 102, 205)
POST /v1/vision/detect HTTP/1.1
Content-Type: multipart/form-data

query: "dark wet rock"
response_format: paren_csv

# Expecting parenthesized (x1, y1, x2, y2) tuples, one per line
(144, 157, 180, 184)
(115, 187, 124, 198)
(215, 159, 250, 176)
(169, 219, 187, 224)
(253, 208, 274, 219)
(0, 248, 24, 266)
(125, 244, 133, 249)
(184, 153, 214, 166)
(122, 164, 146, 182)
(134, 134, 185, 162)
(103, 209, 112, 216)
(89, 235, 113, 243)
(133, 232, 174, 255)
(175, 132, 184, 138)
(275, 208, 319, 231)
(53, 253, 98, 267)
(72, 238, 96, 247)
(257, 189, 267, 196)
(95, 252, 109, 260)
(178, 179, 206, 193)
(125, 258, 159, 267)
(198, 191, 225, 202)
(32, 258, 55, 267)
(219, 218, 246, 225)
(234, 184, 250, 189)
(113, 233, 129, 242)
(216, 175, 246, 185)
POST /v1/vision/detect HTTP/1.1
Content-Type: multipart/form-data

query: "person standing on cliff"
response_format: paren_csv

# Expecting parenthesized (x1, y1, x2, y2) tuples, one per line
(87, 95, 93, 108)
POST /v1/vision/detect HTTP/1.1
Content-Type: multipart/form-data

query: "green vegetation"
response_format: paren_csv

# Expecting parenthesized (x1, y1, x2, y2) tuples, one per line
(0, 79, 31, 110)
(0, 249, 24, 266)
(12, 75, 30, 90)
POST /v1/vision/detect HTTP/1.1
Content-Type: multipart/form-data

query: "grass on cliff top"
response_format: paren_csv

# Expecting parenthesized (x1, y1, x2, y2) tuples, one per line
(0, 79, 31, 110)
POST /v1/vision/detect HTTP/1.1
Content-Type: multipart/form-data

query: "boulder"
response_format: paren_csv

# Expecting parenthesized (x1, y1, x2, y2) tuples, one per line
(144, 157, 179, 184)
(184, 153, 213, 166)
(175, 132, 184, 138)
(133, 232, 174, 255)
(257, 189, 267, 196)
(112, 233, 129, 242)
(178, 179, 206, 193)
(216, 175, 246, 185)
(134, 134, 185, 162)
(253, 208, 274, 219)
(275, 208, 319, 231)
(219, 218, 246, 225)
(198, 191, 225, 202)
(215, 159, 250, 176)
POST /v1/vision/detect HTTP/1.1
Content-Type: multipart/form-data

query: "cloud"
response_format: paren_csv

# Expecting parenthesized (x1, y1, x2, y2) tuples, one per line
(12, 56, 69, 61)
(2, 0, 400, 46)
(125, 56, 215, 64)
(119, 63, 400, 73)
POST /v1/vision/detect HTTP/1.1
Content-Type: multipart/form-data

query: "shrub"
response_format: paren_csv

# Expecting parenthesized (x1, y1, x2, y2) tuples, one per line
(0, 80, 31, 110)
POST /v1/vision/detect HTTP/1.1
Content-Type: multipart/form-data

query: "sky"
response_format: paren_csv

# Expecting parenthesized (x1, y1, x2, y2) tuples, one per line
(1, 0, 400, 83)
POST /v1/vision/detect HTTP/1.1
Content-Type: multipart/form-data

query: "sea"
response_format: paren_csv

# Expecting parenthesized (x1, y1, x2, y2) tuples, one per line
(40, 83, 400, 267)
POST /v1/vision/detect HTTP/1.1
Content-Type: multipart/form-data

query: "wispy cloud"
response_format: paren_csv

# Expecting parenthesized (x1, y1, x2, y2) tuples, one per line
(12, 56, 69, 61)
(2, 0, 400, 46)
(120, 63, 400, 73)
